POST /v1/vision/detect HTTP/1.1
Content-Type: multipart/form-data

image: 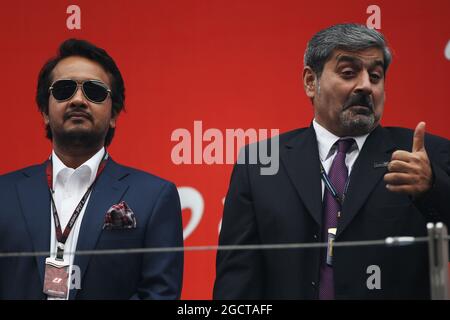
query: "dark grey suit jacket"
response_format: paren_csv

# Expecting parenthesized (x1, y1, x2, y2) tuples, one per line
(214, 125, 450, 299)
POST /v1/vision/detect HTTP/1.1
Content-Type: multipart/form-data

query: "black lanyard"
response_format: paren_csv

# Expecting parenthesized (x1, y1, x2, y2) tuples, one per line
(46, 151, 108, 260)
(319, 162, 350, 206)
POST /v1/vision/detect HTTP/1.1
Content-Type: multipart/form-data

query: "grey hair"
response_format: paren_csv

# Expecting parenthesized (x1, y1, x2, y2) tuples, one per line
(304, 23, 392, 78)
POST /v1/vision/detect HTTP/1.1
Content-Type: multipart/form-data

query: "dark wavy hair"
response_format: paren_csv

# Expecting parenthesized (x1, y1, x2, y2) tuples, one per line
(36, 39, 125, 147)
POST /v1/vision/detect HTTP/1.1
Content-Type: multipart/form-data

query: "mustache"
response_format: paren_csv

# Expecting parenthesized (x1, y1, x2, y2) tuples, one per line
(343, 93, 374, 111)
(64, 109, 93, 122)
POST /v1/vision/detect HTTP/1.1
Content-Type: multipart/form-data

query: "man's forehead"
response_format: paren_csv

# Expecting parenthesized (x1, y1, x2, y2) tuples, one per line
(330, 48, 384, 66)
(51, 56, 111, 84)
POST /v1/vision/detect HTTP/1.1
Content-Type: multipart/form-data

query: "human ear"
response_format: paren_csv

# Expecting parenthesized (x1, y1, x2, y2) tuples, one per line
(303, 66, 317, 99)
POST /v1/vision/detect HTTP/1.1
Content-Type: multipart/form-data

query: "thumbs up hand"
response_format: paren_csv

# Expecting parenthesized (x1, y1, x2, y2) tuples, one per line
(384, 122, 433, 196)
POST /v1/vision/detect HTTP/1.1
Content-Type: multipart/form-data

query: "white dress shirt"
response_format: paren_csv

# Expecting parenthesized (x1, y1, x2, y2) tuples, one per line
(48, 147, 105, 299)
(312, 119, 369, 198)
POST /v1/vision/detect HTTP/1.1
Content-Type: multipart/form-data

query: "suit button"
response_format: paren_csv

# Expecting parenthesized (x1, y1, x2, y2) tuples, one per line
(311, 281, 316, 287)
(313, 234, 318, 240)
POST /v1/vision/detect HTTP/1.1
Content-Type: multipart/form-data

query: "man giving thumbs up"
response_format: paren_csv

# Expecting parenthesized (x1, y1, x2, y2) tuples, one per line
(215, 24, 450, 300)
(385, 122, 433, 196)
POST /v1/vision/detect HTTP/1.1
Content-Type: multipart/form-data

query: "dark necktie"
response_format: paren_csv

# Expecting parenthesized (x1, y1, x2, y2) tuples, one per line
(318, 138, 354, 300)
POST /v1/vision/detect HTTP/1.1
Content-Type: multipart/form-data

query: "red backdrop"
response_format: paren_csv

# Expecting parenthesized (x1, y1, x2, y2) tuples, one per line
(0, 0, 449, 299)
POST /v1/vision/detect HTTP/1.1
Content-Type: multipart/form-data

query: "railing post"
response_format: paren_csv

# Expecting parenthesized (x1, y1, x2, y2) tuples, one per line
(427, 222, 449, 300)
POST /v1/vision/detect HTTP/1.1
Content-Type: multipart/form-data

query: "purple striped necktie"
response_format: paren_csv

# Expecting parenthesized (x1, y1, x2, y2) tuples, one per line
(318, 138, 354, 300)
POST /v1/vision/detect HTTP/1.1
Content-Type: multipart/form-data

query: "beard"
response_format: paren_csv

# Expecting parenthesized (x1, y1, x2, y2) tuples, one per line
(339, 93, 380, 136)
(339, 108, 377, 136)
(49, 124, 106, 150)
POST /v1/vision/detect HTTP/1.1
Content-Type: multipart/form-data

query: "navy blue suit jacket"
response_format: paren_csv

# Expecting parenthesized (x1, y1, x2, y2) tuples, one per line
(0, 158, 183, 299)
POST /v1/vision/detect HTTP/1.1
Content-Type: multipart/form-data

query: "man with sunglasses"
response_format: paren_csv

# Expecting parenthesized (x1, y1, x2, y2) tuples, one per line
(0, 39, 184, 299)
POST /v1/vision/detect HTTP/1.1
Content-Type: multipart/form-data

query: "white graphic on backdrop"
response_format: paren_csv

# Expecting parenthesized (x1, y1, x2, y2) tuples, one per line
(178, 187, 204, 240)
(445, 40, 450, 60)
(218, 197, 225, 234)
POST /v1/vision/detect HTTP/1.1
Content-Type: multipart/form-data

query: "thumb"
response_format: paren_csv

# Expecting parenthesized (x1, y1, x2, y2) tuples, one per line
(412, 121, 426, 152)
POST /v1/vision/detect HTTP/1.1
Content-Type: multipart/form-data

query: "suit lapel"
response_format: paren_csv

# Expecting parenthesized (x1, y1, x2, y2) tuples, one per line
(280, 126, 323, 226)
(16, 163, 51, 284)
(337, 126, 396, 237)
(71, 160, 129, 299)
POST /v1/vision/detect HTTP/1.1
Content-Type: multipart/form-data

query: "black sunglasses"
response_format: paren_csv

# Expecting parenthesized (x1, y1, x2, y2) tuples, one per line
(49, 79, 111, 103)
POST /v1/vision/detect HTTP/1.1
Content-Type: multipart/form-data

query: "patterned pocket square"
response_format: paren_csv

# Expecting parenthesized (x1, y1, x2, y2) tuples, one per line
(103, 201, 137, 230)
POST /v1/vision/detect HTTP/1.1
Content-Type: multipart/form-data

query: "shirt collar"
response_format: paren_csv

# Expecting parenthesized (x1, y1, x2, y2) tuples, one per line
(52, 147, 106, 189)
(312, 119, 369, 161)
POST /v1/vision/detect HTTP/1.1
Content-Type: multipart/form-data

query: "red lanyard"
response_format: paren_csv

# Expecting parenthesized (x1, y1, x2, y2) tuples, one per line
(45, 151, 108, 259)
